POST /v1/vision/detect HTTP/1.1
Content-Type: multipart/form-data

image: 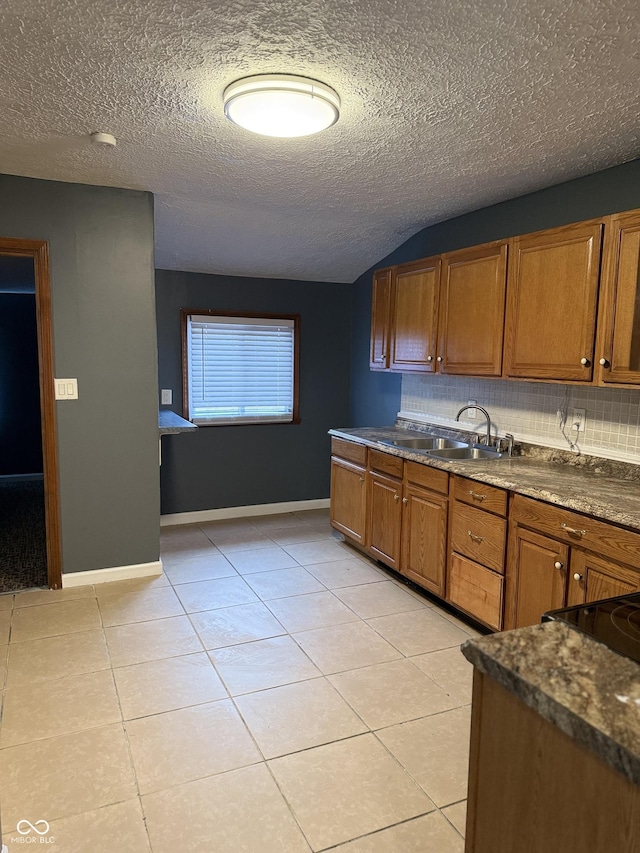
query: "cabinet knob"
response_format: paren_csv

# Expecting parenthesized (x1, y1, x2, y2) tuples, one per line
(469, 490, 486, 502)
(402, 497, 408, 504)
(599, 357, 609, 367)
(580, 357, 589, 366)
(573, 573, 583, 581)
(380, 352, 386, 360)
(394, 493, 400, 501)
(359, 477, 365, 484)
(554, 561, 563, 570)
(436, 356, 443, 362)
(426, 355, 433, 362)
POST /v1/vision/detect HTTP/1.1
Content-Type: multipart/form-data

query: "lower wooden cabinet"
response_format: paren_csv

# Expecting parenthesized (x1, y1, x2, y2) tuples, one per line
(401, 482, 448, 596)
(466, 670, 640, 853)
(367, 471, 403, 570)
(330, 439, 640, 635)
(506, 494, 640, 628)
(505, 527, 569, 629)
(330, 438, 368, 544)
(567, 550, 640, 606)
(448, 554, 503, 631)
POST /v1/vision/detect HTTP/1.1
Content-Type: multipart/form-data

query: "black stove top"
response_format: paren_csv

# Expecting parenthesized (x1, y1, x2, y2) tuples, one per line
(544, 592, 640, 665)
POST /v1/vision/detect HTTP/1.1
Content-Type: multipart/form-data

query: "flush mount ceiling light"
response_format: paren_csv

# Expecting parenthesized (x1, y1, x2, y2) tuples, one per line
(223, 74, 340, 138)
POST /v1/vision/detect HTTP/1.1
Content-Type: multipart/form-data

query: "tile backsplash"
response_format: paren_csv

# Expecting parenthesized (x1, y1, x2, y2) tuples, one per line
(400, 375, 640, 464)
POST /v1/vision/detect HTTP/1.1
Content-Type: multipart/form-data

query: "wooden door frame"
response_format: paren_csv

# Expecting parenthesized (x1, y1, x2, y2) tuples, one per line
(0, 238, 62, 588)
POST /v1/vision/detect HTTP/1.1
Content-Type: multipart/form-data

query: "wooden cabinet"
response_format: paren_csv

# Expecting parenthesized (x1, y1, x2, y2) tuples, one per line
(369, 267, 392, 370)
(596, 210, 640, 386)
(330, 439, 367, 545)
(401, 463, 449, 596)
(390, 257, 441, 372)
(566, 550, 640, 607)
(506, 493, 640, 628)
(466, 670, 640, 853)
(504, 220, 603, 381)
(505, 527, 569, 629)
(367, 446, 404, 569)
(438, 241, 508, 376)
(447, 476, 507, 630)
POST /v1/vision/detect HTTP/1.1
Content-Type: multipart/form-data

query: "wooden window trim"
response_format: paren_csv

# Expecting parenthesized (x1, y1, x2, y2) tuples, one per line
(180, 308, 301, 426)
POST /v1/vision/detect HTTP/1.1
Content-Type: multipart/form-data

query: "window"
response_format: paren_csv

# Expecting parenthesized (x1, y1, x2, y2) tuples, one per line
(182, 311, 300, 425)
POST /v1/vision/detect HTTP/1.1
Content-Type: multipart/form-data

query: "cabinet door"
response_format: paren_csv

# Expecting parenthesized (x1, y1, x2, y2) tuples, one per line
(567, 550, 640, 607)
(390, 257, 441, 372)
(370, 267, 392, 370)
(401, 483, 447, 596)
(367, 472, 403, 569)
(438, 241, 508, 376)
(330, 458, 366, 544)
(505, 527, 569, 629)
(504, 220, 603, 381)
(596, 210, 640, 385)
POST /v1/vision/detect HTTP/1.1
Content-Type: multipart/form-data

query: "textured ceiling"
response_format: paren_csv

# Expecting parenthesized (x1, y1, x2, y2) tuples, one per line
(1, 0, 639, 282)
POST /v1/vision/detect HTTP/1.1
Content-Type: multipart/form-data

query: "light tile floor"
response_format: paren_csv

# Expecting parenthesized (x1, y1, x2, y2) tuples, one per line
(0, 509, 480, 852)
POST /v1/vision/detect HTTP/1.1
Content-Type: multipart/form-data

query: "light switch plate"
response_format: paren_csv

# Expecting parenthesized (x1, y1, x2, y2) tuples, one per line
(54, 378, 78, 400)
(161, 389, 173, 405)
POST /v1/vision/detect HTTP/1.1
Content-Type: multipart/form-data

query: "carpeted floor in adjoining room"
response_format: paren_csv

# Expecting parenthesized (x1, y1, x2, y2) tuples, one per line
(0, 477, 47, 593)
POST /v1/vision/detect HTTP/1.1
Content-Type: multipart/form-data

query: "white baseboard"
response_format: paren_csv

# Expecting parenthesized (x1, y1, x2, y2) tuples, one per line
(62, 560, 163, 588)
(161, 498, 331, 527)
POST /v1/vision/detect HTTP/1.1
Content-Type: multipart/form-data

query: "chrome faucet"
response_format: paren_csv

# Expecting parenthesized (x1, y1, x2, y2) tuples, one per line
(455, 405, 492, 446)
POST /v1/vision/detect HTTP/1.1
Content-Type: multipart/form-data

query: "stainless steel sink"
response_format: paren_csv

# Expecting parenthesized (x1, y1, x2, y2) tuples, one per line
(427, 444, 504, 460)
(379, 437, 468, 450)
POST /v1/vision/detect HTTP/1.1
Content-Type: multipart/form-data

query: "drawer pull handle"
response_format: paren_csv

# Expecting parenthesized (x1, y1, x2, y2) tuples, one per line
(467, 530, 484, 544)
(469, 490, 486, 502)
(561, 523, 586, 537)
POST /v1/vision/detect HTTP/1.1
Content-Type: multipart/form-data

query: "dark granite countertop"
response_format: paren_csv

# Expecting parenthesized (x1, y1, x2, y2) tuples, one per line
(329, 425, 640, 531)
(159, 410, 198, 435)
(462, 622, 640, 784)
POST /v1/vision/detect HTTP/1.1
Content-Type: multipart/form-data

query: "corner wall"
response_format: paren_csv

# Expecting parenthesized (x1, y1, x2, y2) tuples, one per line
(156, 269, 352, 514)
(0, 174, 160, 574)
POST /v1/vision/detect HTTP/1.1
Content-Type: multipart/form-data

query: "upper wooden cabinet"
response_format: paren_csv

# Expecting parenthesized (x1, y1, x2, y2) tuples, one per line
(370, 267, 392, 370)
(596, 210, 640, 386)
(503, 220, 603, 382)
(438, 241, 508, 376)
(390, 257, 441, 372)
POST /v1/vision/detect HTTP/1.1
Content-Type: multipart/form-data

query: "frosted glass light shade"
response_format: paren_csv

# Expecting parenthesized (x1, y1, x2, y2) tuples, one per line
(223, 74, 340, 138)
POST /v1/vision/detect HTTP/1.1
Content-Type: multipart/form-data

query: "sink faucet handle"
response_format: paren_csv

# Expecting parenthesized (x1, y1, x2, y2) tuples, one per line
(502, 433, 515, 456)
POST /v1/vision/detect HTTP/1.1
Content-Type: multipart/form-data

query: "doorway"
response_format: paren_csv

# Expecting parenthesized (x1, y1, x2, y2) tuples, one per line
(0, 239, 61, 590)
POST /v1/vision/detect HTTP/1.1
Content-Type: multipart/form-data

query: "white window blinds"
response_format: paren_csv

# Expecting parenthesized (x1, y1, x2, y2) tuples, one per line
(186, 314, 296, 425)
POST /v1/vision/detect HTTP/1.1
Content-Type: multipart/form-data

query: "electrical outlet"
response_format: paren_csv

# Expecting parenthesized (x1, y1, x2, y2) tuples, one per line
(161, 389, 173, 406)
(466, 400, 477, 419)
(571, 407, 586, 432)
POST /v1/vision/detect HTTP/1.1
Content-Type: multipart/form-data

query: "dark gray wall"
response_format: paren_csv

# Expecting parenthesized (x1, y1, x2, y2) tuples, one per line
(0, 294, 42, 475)
(156, 269, 352, 514)
(0, 174, 159, 574)
(350, 158, 640, 425)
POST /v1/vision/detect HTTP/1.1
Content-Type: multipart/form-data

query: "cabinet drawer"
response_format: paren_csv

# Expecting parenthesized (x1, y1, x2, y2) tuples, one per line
(331, 437, 367, 466)
(448, 553, 504, 631)
(510, 493, 640, 569)
(369, 448, 404, 479)
(405, 461, 449, 494)
(451, 502, 507, 574)
(454, 476, 507, 516)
